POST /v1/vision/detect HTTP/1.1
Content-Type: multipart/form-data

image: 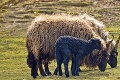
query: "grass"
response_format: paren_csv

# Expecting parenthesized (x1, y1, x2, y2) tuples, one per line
(0, 27, 120, 80)
(0, 0, 120, 80)
(0, 37, 28, 80)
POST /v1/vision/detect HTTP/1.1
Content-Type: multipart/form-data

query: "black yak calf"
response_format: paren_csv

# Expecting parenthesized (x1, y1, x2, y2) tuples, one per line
(55, 36, 102, 77)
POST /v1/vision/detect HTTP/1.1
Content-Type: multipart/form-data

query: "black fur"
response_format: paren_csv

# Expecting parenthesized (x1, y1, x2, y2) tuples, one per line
(98, 51, 108, 72)
(108, 50, 118, 68)
(54, 36, 102, 77)
(26, 50, 52, 78)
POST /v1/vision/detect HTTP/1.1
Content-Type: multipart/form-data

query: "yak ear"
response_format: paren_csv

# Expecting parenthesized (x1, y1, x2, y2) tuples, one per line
(91, 38, 95, 42)
(113, 34, 120, 51)
(106, 34, 114, 51)
(91, 38, 97, 43)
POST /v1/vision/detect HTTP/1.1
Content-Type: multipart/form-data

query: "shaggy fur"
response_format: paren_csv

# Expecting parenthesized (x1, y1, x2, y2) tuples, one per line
(55, 36, 102, 77)
(80, 14, 120, 68)
(26, 14, 110, 78)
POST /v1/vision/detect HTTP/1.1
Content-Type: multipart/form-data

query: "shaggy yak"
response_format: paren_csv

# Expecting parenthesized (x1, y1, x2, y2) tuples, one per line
(26, 14, 112, 78)
(55, 35, 103, 77)
(80, 14, 120, 68)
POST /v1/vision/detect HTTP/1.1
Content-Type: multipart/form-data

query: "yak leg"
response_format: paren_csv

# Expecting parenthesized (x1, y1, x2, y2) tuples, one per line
(53, 67, 58, 75)
(27, 52, 38, 78)
(72, 55, 80, 76)
(71, 56, 76, 76)
(37, 59, 47, 76)
(31, 60, 38, 78)
(71, 63, 81, 73)
(79, 68, 82, 72)
(74, 56, 80, 76)
(44, 62, 52, 75)
(63, 49, 70, 77)
(35, 66, 38, 76)
(56, 50, 62, 76)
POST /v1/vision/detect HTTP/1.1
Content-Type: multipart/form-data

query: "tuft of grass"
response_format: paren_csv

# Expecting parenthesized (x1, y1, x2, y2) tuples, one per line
(104, 26, 120, 41)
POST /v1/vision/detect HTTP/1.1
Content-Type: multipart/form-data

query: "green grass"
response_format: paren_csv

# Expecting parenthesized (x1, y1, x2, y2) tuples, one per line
(105, 26, 120, 40)
(0, 37, 29, 80)
(0, 0, 120, 80)
(0, 28, 120, 80)
(1, 37, 120, 79)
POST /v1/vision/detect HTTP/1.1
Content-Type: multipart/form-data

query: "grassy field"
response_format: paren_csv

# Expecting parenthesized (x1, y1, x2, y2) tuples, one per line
(0, 0, 120, 80)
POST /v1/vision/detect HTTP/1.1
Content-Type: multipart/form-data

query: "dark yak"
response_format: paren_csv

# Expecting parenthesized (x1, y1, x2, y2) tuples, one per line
(55, 36, 103, 77)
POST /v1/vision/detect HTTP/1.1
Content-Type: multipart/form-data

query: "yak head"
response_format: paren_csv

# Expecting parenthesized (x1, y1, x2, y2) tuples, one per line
(107, 34, 120, 68)
(97, 36, 114, 72)
(86, 38, 112, 72)
(97, 50, 109, 72)
(99, 34, 120, 70)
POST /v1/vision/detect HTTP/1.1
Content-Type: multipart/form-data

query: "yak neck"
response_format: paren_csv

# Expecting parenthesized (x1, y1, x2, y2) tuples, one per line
(85, 40, 93, 54)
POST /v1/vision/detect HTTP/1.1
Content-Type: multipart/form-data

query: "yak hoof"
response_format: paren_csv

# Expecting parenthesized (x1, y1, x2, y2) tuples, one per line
(31, 72, 38, 76)
(47, 72, 52, 75)
(79, 68, 82, 72)
(100, 70, 105, 72)
(36, 72, 38, 76)
(75, 73, 79, 76)
(66, 74, 70, 77)
(53, 67, 58, 75)
(53, 71, 57, 75)
(72, 74, 75, 76)
(53, 69, 58, 75)
(33, 76, 37, 79)
(31, 72, 38, 78)
(59, 73, 62, 76)
(72, 73, 79, 76)
(41, 73, 47, 76)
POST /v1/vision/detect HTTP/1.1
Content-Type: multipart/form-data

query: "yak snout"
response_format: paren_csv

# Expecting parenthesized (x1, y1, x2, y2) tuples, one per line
(108, 50, 118, 68)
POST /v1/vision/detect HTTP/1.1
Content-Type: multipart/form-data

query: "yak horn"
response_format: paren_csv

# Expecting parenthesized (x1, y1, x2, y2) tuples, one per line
(114, 34, 120, 51)
(106, 34, 114, 51)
